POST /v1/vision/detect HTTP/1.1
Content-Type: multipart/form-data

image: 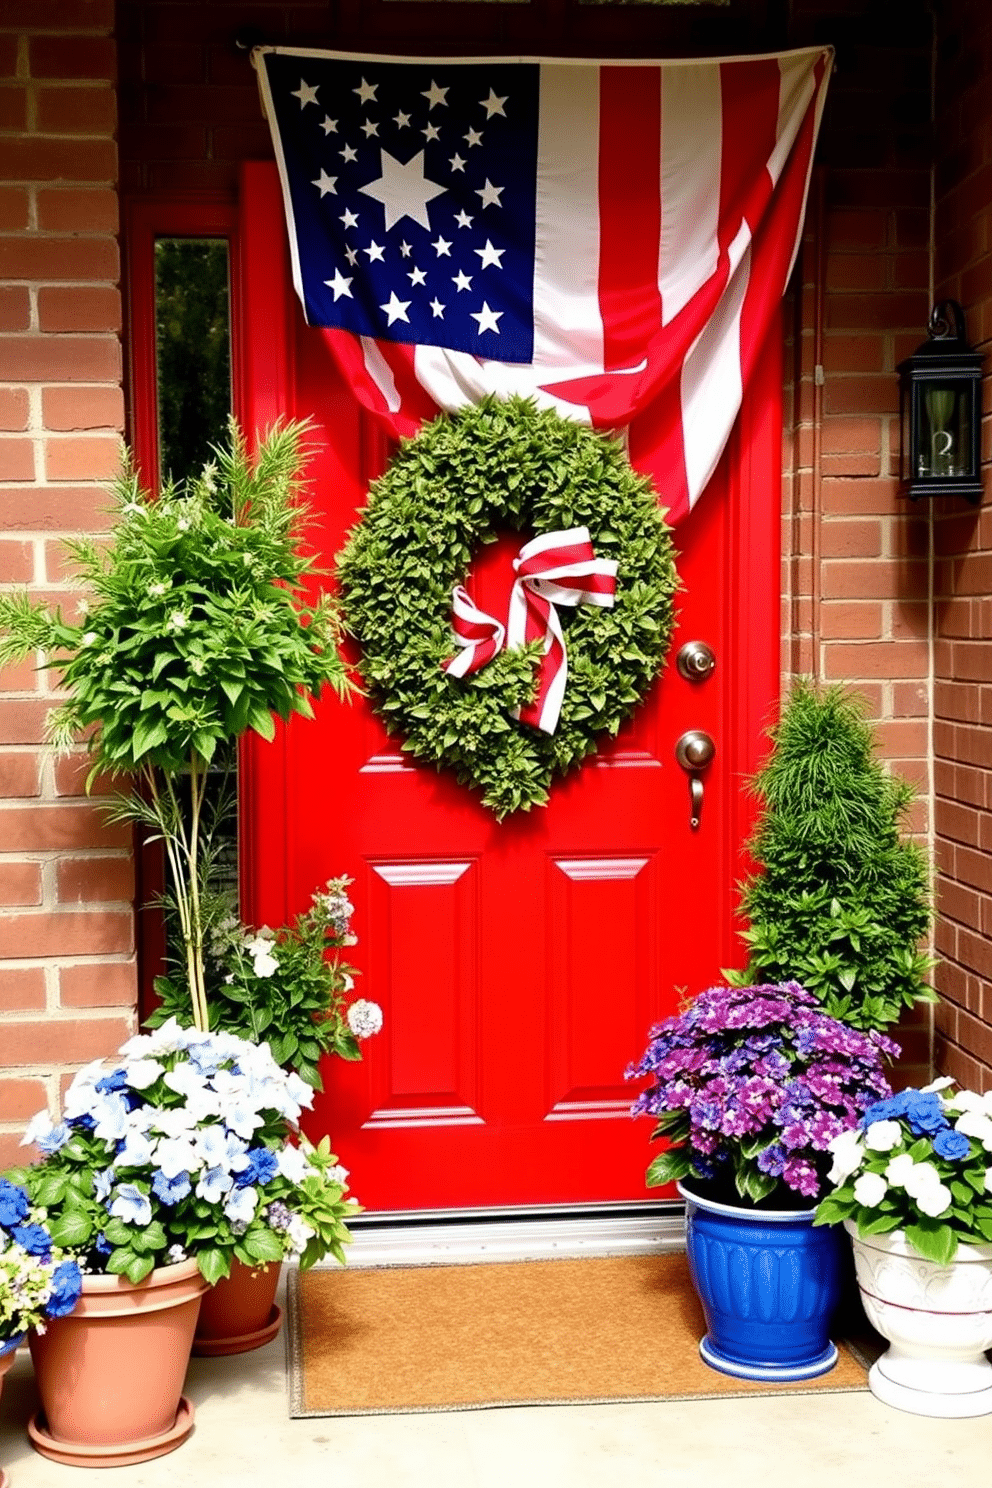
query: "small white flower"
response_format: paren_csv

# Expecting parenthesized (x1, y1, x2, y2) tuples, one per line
(916, 1182, 953, 1218)
(80, 631, 98, 647)
(921, 1076, 956, 1094)
(903, 1161, 943, 1199)
(864, 1120, 903, 1152)
(252, 950, 279, 978)
(276, 1144, 313, 1184)
(224, 1186, 259, 1226)
(954, 1111, 992, 1150)
(341, 973, 355, 992)
(148, 581, 169, 598)
(347, 999, 384, 1040)
(853, 1171, 888, 1207)
(125, 1058, 164, 1090)
(166, 1244, 187, 1264)
(885, 1152, 918, 1188)
(325, 1164, 349, 1187)
(21, 1110, 56, 1148)
(285, 1216, 316, 1256)
(154, 1136, 203, 1180)
(826, 1128, 865, 1186)
(167, 610, 189, 632)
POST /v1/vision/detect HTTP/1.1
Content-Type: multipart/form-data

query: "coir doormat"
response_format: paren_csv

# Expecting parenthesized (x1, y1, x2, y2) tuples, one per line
(288, 1252, 873, 1416)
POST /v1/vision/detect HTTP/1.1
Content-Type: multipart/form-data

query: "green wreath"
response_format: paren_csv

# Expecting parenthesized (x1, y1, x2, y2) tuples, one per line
(335, 397, 679, 818)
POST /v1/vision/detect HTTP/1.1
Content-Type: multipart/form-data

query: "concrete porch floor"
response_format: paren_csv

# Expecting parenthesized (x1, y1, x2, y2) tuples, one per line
(2, 1269, 992, 1488)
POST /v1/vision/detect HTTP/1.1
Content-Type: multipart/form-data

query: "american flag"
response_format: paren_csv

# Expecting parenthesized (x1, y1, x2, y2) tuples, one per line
(255, 46, 831, 522)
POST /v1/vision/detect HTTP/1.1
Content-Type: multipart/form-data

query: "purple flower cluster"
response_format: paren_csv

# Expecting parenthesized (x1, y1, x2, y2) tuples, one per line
(628, 982, 899, 1200)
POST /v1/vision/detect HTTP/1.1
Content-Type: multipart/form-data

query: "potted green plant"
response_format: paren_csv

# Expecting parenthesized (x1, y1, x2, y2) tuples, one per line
(0, 419, 352, 1034)
(728, 680, 935, 1031)
(149, 875, 383, 1353)
(627, 979, 899, 1381)
(815, 1080, 992, 1417)
(4, 1020, 358, 1466)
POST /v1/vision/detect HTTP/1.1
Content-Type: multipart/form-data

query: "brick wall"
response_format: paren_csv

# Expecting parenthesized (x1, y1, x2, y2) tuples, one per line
(0, 0, 134, 1167)
(782, 1, 935, 1083)
(931, 0, 992, 1089)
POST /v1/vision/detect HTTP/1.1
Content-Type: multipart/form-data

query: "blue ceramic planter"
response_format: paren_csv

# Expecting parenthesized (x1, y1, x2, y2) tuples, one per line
(678, 1180, 844, 1382)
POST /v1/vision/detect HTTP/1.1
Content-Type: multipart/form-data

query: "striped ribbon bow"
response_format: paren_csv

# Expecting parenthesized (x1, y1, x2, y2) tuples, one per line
(443, 527, 618, 735)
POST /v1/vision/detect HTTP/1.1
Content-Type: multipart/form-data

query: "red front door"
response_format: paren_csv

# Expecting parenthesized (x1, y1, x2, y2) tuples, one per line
(237, 160, 780, 1214)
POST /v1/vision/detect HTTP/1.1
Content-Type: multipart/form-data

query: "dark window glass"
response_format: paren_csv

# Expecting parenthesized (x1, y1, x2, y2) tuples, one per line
(154, 238, 232, 487)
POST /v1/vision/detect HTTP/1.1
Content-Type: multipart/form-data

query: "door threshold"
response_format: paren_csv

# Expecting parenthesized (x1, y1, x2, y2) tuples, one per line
(340, 1201, 685, 1268)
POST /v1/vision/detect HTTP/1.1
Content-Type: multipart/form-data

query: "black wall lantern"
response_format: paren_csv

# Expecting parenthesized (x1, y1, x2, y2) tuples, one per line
(897, 300, 984, 503)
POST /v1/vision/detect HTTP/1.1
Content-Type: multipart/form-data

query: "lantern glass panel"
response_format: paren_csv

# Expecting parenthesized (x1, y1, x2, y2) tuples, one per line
(918, 381, 970, 479)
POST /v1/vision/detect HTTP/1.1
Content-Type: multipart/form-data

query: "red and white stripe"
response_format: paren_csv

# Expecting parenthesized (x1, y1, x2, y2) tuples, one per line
(443, 528, 617, 735)
(313, 47, 831, 524)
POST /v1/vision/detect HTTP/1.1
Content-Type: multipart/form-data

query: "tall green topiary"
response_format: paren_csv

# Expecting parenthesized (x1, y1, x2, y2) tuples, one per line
(728, 680, 935, 1031)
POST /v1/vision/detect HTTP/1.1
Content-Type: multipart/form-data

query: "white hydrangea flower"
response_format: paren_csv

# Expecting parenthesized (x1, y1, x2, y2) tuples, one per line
(347, 999, 384, 1040)
(864, 1120, 903, 1152)
(125, 1058, 165, 1090)
(885, 1152, 917, 1188)
(903, 1161, 943, 1199)
(954, 1111, 992, 1150)
(276, 1143, 314, 1184)
(853, 1171, 888, 1207)
(921, 1076, 956, 1094)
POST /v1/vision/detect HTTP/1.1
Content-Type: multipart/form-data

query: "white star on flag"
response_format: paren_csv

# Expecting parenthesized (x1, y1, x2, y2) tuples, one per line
(453, 270, 472, 292)
(476, 179, 503, 209)
(394, 110, 411, 128)
(408, 266, 427, 286)
(344, 245, 358, 266)
(341, 144, 357, 163)
(422, 80, 449, 109)
(319, 116, 337, 134)
(325, 269, 353, 300)
(354, 78, 377, 105)
(450, 153, 466, 173)
(480, 90, 507, 119)
(381, 291, 411, 325)
(359, 149, 447, 231)
(432, 235, 452, 257)
(470, 301, 502, 334)
(430, 298, 445, 318)
(361, 119, 379, 138)
(311, 170, 337, 197)
(464, 128, 483, 148)
(454, 210, 473, 229)
(340, 208, 358, 229)
(364, 240, 385, 262)
(474, 239, 505, 270)
(291, 79, 319, 108)
(423, 123, 441, 143)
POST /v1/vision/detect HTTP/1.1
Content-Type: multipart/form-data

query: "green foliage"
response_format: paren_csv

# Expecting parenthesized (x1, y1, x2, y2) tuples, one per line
(728, 680, 934, 1030)
(335, 396, 679, 817)
(0, 420, 353, 1030)
(149, 877, 364, 1090)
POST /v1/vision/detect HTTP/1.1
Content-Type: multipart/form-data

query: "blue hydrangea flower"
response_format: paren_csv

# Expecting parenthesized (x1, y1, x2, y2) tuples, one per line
(0, 1178, 30, 1228)
(933, 1127, 972, 1161)
(11, 1223, 52, 1256)
(236, 1147, 279, 1188)
(46, 1260, 83, 1318)
(95, 1069, 129, 1095)
(36, 1122, 71, 1156)
(108, 1183, 153, 1227)
(904, 1091, 949, 1138)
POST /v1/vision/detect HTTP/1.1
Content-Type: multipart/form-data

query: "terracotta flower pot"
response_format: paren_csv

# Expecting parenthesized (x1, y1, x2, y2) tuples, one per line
(27, 1258, 208, 1468)
(1, 1336, 23, 1488)
(193, 1258, 283, 1356)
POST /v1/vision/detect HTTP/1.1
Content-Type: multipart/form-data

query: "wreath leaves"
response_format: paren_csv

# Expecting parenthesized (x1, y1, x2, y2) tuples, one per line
(336, 396, 679, 817)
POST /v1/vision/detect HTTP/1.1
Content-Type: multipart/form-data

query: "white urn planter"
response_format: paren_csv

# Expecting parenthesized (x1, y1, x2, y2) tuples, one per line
(846, 1219, 992, 1417)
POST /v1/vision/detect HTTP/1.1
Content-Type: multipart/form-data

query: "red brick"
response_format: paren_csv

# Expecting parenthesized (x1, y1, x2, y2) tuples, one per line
(36, 86, 117, 135)
(819, 518, 883, 558)
(0, 485, 116, 532)
(0, 539, 33, 583)
(0, 39, 17, 79)
(56, 855, 134, 905)
(0, 237, 119, 283)
(0, 912, 132, 960)
(821, 333, 888, 375)
(1, 336, 121, 384)
(0, 754, 41, 799)
(0, 440, 34, 482)
(44, 435, 122, 481)
(1, 1014, 132, 1068)
(0, 966, 45, 1010)
(0, 85, 27, 133)
(821, 559, 928, 601)
(36, 188, 119, 234)
(819, 600, 884, 639)
(52, 752, 115, 797)
(37, 286, 122, 334)
(0, 389, 29, 432)
(0, 1076, 48, 1122)
(822, 639, 930, 680)
(0, 1132, 31, 1169)
(0, 803, 130, 851)
(819, 418, 882, 455)
(823, 376, 900, 418)
(824, 252, 890, 292)
(1, 138, 117, 185)
(0, 286, 30, 331)
(42, 384, 124, 432)
(28, 35, 117, 81)
(825, 209, 889, 251)
(59, 960, 137, 1008)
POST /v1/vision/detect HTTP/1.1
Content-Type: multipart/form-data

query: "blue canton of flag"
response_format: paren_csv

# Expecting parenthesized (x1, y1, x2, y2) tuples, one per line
(258, 52, 539, 362)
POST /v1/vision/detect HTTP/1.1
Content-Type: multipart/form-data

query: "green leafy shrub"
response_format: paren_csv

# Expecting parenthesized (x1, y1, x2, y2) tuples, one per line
(728, 680, 934, 1031)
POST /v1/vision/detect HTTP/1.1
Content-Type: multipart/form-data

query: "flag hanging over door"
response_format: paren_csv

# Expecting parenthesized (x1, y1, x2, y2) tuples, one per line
(254, 45, 831, 522)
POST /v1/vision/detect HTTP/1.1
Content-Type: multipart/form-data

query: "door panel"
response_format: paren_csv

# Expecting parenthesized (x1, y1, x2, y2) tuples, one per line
(237, 159, 780, 1212)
